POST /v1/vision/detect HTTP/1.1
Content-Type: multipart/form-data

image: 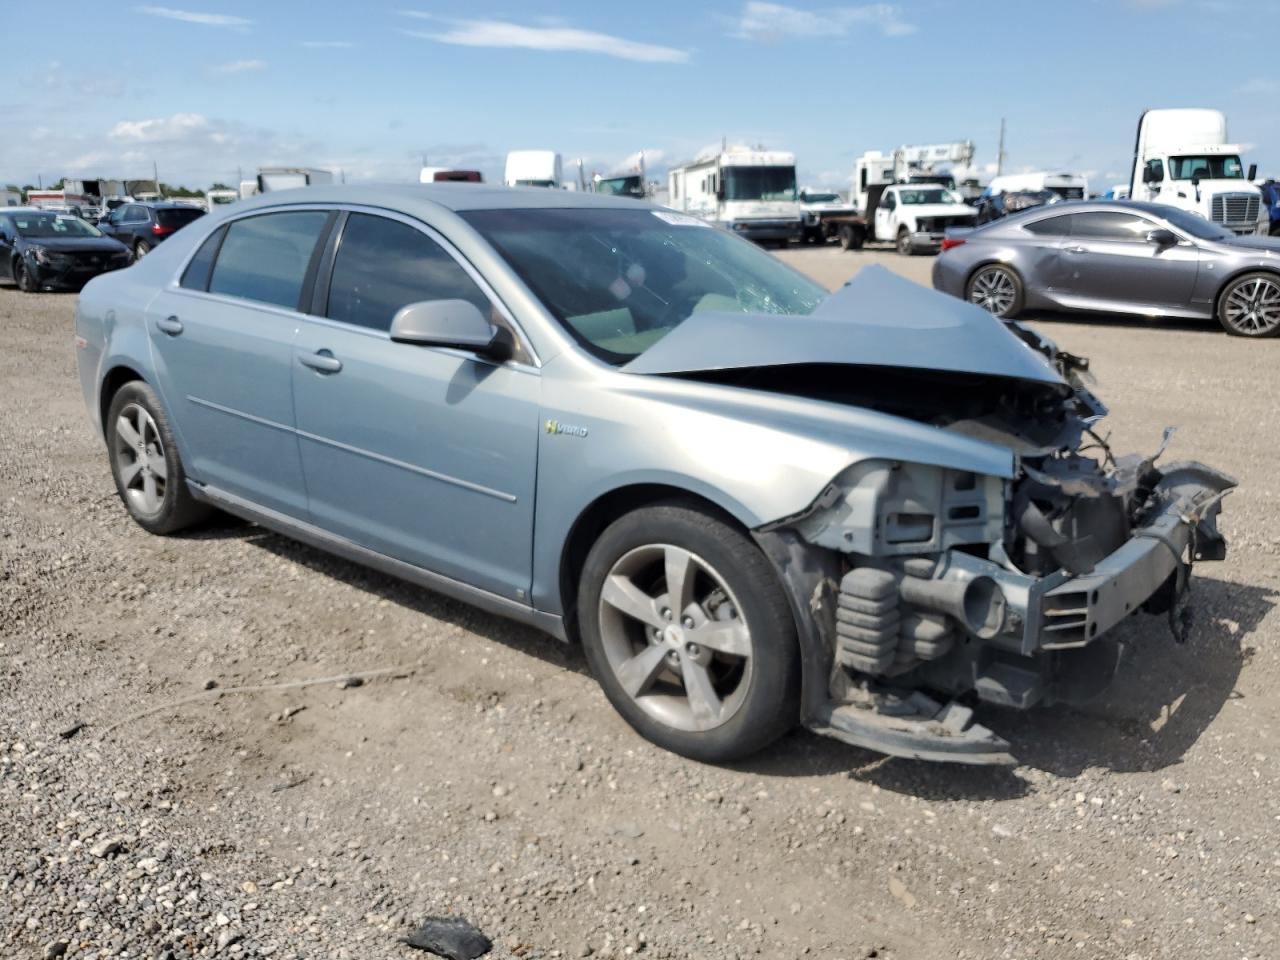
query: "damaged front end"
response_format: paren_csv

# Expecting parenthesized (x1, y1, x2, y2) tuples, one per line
(754, 333, 1235, 765)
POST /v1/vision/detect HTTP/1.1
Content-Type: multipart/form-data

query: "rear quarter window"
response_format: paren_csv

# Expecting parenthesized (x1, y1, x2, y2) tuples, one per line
(157, 208, 205, 229)
(1022, 214, 1072, 236)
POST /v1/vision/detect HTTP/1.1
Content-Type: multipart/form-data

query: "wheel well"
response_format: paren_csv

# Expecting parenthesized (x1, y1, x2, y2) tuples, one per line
(1213, 267, 1280, 318)
(557, 484, 745, 642)
(99, 365, 144, 431)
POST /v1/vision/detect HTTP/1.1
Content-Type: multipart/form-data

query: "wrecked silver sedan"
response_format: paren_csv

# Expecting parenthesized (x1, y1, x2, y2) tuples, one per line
(76, 186, 1233, 765)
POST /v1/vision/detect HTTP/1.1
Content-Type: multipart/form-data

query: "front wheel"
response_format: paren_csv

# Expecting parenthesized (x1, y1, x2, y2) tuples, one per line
(896, 228, 914, 256)
(577, 503, 800, 763)
(15, 260, 35, 292)
(106, 381, 211, 534)
(1217, 271, 1280, 337)
(965, 263, 1024, 319)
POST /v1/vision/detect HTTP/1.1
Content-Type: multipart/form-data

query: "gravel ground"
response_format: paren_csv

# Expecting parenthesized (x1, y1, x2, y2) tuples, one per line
(2, 247, 1278, 960)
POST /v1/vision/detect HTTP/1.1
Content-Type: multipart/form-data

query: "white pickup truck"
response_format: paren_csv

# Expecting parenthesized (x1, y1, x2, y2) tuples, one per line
(873, 183, 976, 255)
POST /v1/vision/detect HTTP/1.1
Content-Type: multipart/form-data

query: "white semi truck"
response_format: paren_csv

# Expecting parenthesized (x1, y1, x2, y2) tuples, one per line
(504, 151, 562, 188)
(1129, 108, 1267, 235)
(667, 146, 802, 245)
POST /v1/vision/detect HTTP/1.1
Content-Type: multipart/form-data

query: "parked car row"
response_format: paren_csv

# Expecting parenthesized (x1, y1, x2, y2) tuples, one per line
(0, 201, 204, 292)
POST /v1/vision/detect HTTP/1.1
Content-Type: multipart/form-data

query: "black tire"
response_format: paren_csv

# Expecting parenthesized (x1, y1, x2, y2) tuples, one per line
(15, 260, 35, 293)
(105, 380, 210, 535)
(1217, 271, 1280, 338)
(964, 263, 1025, 319)
(838, 224, 864, 251)
(134, 240, 152, 259)
(577, 501, 800, 763)
(896, 228, 914, 256)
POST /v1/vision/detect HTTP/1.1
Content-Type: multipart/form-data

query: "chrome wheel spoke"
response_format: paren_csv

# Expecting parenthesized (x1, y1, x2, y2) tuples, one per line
(119, 458, 144, 487)
(693, 619, 751, 657)
(663, 546, 697, 616)
(116, 415, 142, 449)
(147, 451, 168, 480)
(601, 574, 665, 628)
(680, 658, 723, 726)
(141, 472, 160, 512)
(615, 643, 670, 698)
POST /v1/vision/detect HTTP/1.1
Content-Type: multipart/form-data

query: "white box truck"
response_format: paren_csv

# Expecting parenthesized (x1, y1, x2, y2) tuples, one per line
(503, 151, 562, 188)
(1129, 108, 1267, 235)
(667, 146, 802, 244)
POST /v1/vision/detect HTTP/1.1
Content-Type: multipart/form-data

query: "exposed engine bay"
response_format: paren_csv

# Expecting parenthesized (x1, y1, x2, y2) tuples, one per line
(737, 322, 1236, 765)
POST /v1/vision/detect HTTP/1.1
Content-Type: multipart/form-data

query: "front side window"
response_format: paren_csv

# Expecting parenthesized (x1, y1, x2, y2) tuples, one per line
(1168, 155, 1243, 180)
(326, 213, 491, 332)
(208, 211, 328, 309)
(1069, 212, 1154, 240)
(461, 207, 826, 365)
(722, 166, 796, 202)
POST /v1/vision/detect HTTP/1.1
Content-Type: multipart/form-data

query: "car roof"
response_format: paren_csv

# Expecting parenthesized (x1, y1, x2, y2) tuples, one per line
(225, 182, 649, 217)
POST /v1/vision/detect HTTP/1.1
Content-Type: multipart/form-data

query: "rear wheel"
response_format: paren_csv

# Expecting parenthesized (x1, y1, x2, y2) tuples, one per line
(838, 224, 864, 251)
(1217, 271, 1280, 337)
(896, 228, 913, 256)
(966, 263, 1024, 319)
(577, 502, 800, 763)
(134, 240, 152, 259)
(106, 381, 210, 534)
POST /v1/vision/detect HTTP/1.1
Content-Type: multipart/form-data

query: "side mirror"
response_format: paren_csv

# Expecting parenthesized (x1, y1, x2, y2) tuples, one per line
(1191, 173, 1201, 186)
(1147, 228, 1178, 248)
(390, 299, 503, 356)
(1248, 163, 1257, 181)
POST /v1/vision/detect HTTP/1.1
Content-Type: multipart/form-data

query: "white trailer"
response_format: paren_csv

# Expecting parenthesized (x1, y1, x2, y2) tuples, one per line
(206, 189, 239, 209)
(503, 151, 562, 188)
(241, 167, 335, 199)
(1, 189, 21, 208)
(419, 166, 483, 183)
(667, 146, 802, 244)
(1128, 108, 1266, 235)
(984, 171, 1089, 201)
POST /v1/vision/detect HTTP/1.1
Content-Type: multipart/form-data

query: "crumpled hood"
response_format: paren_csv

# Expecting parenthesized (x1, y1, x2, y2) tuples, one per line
(623, 265, 1067, 388)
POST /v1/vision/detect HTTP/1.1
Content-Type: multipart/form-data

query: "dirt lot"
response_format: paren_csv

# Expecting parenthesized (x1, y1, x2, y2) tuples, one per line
(2, 247, 1278, 960)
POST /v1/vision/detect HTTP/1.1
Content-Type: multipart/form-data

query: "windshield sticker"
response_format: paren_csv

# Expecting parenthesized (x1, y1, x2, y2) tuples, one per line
(651, 211, 711, 228)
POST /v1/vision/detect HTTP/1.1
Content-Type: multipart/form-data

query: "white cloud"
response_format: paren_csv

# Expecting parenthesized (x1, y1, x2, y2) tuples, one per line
(135, 6, 252, 27)
(398, 14, 690, 63)
(300, 40, 354, 48)
(731, 2, 916, 40)
(211, 59, 267, 74)
(1237, 77, 1278, 95)
(110, 112, 213, 143)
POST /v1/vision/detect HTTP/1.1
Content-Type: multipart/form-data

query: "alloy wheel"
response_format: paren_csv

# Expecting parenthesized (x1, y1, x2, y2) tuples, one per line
(969, 266, 1017, 317)
(597, 544, 753, 733)
(112, 403, 168, 517)
(1223, 276, 1280, 335)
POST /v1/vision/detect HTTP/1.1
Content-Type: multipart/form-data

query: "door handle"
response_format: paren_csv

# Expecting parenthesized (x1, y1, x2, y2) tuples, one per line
(299, 350, 342, 374)
(1064, 245, 1087, 254)
(155, 316, 184, 335)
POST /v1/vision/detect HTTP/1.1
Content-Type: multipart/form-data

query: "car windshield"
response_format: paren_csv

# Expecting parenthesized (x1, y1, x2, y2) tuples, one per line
(1168, 155, 1243, 180)
(802, 192, 841, 203)
(723, 166, 796, 202)
(897, 188, 958, 204)
(462, 207, 827, 364)
(10, 212, 102, 238)
(596, 176, 645, 198)
(1153, 205, 1235, 241)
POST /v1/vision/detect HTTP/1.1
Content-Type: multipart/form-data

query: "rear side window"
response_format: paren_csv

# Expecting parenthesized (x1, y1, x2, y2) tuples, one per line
(209, 212, 328, 309)
(326, 213, 491, 331)
(1023, 214, 1072, 236)
(123, 205, 145, 221)
(1070, 212, 1152, 240)
(180, 227, 225, 290)
(157, 208, 204, 229)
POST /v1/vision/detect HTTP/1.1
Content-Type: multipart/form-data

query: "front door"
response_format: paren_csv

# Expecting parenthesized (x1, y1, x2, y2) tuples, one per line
(291, 211, 540, 601)
(146, 210, 331, 518)
(1058, 211, 1198, 311)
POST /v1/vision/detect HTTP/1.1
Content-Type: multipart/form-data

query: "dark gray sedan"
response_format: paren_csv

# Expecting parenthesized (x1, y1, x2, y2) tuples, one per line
(932, 200, 1280, 337)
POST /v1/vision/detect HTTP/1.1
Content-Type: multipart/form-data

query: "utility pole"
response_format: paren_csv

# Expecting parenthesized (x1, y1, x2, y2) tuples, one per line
(996, 118, 1006, 176)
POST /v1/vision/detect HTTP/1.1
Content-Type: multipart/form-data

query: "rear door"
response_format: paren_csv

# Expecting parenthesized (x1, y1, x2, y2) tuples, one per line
(1059, 211, 1198, 311)
(291, 209, 540, 600)
(145, 209, 332, 518)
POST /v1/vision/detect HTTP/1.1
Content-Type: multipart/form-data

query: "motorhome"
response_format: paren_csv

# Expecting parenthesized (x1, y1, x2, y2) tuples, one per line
(984, 172, 1089, 201)
(667, 146, 802, 244)
(1129, 108, 1267, 235)
(419, 167, 483, 183)
(239, 167, 335, 199)
(504, 151, 562, 188)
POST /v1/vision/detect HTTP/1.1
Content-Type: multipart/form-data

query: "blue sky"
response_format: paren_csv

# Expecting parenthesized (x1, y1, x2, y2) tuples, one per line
(2, 0, 1276, 191)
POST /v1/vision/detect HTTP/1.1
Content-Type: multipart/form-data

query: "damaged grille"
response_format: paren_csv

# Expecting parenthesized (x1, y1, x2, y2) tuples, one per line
(1210, 193, 1260, 230)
